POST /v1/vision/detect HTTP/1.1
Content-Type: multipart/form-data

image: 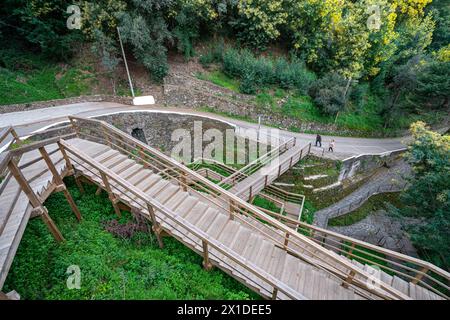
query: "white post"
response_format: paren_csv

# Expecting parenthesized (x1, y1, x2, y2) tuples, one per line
(117, 27, 135, 98)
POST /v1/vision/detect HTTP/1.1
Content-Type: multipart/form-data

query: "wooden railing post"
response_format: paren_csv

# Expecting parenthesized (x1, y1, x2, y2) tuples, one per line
(412, 267, 429, 284)
(347, 243, 356, 258)
(229, 199, 235, 220)
(138, 146, 148, 168)
(342, 270, 356, 289)
(271, 287, 278, 300)
(284, 232, 290, 248)
(147, 204, 164, 248)
(102, 125, 112, 147)
(10, 128, 22, 144)
(278, 164, 281, 177)
(180, 162, 187, 192)
(69, 118, 80, 138)
(308, 143, 311, 154)
(39, 146, 82, 221)
(202, 240, 213, 270)
(264, 175, 268, 187)
(100, 172, 122, 218)
(7, 161, 64, 242)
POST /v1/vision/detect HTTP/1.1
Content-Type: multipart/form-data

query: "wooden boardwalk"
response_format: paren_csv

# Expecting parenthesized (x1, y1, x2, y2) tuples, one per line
(230, 143, 309, 201)
(0, 143, 70, 290)
(0, 117, 448, 300)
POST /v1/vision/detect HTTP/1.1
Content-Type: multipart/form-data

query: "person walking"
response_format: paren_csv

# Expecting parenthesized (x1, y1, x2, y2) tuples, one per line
(328, 139, 335, 152)
(315, 134, 322, 147)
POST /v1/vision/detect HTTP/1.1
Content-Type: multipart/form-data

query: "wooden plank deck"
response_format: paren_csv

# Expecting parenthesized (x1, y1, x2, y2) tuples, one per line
(0, 134, 445, 300)
(230, 144, 308, 201)
(0, 144, 68, 289)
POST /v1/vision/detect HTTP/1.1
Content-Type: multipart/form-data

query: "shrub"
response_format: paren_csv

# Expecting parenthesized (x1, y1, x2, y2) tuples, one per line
(223, 48, 242, 78)
(221, 47, 316, 94)
(239, 71, 257, 94)
(199, 41, 225, 67)
(309, 73, 348, 115)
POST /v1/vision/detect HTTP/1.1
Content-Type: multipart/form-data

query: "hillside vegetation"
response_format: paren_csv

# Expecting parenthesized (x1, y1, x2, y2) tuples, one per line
(0, 0, 448, 135)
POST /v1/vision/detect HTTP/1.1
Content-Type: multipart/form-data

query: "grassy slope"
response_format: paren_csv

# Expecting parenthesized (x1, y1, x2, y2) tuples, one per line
(3, 178, 259, 300)
(328, 192, 402, 227)
(196, 69, 447, 137)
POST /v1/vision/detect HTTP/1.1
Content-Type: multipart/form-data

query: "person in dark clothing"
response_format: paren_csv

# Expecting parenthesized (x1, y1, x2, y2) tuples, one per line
(315, 134, 322, 147)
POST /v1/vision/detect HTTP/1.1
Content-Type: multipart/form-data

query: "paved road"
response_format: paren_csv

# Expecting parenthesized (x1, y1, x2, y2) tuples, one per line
(0, 102, 407, 157)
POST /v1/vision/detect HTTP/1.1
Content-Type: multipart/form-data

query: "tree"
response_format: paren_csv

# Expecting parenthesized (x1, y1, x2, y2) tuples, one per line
(231, 0, 287, 51)
(393, 122, 450, 268)
(409, 59, 450, 110)
(0, 0, 82, 60)
(91, 29, 121, 94)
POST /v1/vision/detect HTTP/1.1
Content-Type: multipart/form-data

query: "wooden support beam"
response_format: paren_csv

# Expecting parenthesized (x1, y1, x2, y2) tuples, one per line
(10, 128, 22, 144)
(74, 173, 85, 194)
(95, 186, 103, 196)
(100, 172, 121, 218)
(40, 206, 65, 242)
(39, 147, 82, 222)
(7, 162, 64, 242)
(147, 204, 164, 248)
(202, 240, 213, 271)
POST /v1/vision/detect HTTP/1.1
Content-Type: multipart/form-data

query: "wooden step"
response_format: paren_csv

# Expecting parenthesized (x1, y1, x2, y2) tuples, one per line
(392, 276, 409, 296)
(205, 214, 229, 239)
(166, 192, 189, 211)
(177, 197, 199, 217)
(147, 180, 171, 197)
(195, 208, 219, 232)
(184, 202, 209, 225)
(217, 220, 241, 247)
(267, 247, 287, 279)
(155, 185, 180, 204)
(118, 163, 142, 180)
(230, 227, 252, 256)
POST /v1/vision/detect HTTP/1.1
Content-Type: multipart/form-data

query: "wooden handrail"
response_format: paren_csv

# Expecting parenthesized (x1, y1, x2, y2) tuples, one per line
(68, 116, 412, 300)
(188, 155, 449, 297)
(221, 137, 296, 185)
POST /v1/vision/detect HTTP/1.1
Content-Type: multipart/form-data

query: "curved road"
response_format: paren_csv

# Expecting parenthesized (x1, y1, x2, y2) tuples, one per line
(0, 102, 407, 158)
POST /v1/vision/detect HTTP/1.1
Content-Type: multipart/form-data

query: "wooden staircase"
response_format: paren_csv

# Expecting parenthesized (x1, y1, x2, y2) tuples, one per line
(65, 137, 369, 300)
(0, 116, 448, 300)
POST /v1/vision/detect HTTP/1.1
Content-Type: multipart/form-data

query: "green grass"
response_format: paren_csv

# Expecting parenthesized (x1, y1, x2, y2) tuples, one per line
(196, 70, 240, 93)
(0, 64, 96, 105)
(3, 178, 259, 300)
(252, 196, 280, 214)
(328, 192, 402, 227)
(342, 242, 388, 269)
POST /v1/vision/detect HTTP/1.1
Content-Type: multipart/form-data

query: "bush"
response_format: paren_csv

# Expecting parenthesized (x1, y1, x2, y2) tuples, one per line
(239, 71, 257, 94)
(223, 48, 242, 78)
(199, 41, 225, 67)
(309, 73, 348, 115)
(221, 47, 316, 94)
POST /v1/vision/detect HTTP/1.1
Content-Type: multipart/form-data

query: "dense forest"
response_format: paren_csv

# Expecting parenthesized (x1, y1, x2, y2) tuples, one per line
(0, 0, 449, 129)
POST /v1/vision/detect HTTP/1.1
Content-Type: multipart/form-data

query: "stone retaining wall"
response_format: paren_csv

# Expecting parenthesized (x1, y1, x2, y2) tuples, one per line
(0, 95, 133, 114)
